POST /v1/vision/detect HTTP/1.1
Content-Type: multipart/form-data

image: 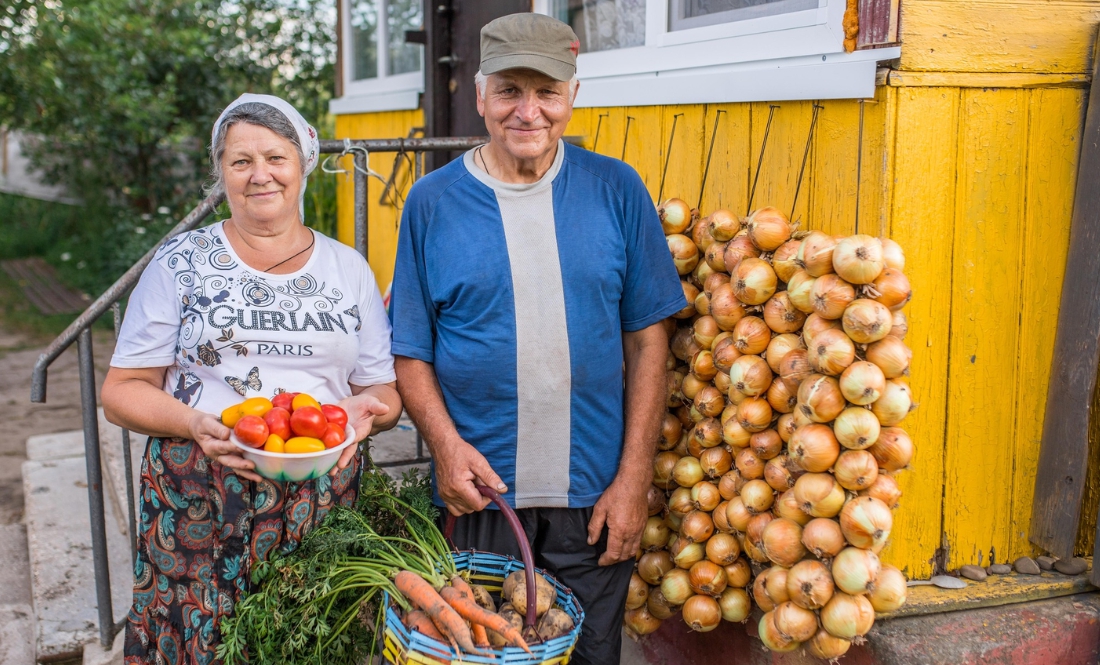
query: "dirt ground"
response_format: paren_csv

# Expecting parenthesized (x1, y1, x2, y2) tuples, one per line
(0, 326, 112, 525)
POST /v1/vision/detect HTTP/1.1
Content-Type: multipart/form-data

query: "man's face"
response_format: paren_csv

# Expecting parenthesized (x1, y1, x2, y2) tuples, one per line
(476, 69, 574, 162)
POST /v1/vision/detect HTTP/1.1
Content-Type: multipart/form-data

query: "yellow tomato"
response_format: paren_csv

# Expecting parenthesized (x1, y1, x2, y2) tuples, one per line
(221, 404, 243, 428)
(291, 393, 322, 412)
(285, 437, 325, 454)
(263, 434, 286, 453)
(239, 396, 274, 418)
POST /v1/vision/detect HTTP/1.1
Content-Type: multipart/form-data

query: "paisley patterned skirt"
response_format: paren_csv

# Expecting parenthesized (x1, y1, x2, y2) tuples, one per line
(123, 437, 362, 665)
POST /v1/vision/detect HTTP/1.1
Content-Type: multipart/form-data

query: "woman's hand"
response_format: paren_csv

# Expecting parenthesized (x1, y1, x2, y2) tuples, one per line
(332, 392, 392, 475)
(188, 411, 263, 482)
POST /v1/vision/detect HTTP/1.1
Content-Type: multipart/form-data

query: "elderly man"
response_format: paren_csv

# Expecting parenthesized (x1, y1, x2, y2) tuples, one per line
(390, 12, 684, 663)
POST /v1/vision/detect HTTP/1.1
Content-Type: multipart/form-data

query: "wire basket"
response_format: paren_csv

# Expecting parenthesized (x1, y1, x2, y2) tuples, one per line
(381, 487, 585, 665)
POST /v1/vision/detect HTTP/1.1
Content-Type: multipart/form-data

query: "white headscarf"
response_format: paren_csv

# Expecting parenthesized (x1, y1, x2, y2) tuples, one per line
(212, 93, 320, 219)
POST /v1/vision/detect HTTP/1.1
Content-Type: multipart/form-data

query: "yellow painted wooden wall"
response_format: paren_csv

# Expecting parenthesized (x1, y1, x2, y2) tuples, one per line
(335, 0, 1099, 578)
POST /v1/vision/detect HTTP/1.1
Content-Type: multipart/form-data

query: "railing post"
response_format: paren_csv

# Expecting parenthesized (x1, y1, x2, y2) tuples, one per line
(78, 328, 114, 647)
(354, 150, 369, 260)
(112, 303, 138, 565)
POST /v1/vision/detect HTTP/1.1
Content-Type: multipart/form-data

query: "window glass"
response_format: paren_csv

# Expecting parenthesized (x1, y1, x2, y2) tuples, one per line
(386, 0, 422, 75)
(350, 0, 379, 80)
(548, 0, 646, 53)
(669, 0, 821, 31)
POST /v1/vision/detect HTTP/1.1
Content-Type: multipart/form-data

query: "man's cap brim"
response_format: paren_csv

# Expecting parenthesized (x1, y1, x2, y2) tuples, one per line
(481, 54, 575, 81)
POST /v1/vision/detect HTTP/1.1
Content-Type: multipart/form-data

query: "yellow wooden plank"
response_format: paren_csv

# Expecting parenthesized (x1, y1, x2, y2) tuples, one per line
(697, 103, 751, 215)
(943, 88, 1029, 569)
(881, 570, 1096, 619)
(625, 106, 668, 200)
(885, 87, 958, 579)
(807, 100, 861, 236)
(657, 105, 707, 206)
(860, 85, 897, 238)
(1012, 88, 1084, 561)
(899, 1, 1100, 74)
(889, 71, 1092, 88)
(748, 101, 815, 223)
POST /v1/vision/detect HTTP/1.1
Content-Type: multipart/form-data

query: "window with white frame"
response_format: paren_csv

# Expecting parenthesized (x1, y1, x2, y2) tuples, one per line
(332, 0, 424, 114)
(536, 0, 900, 107)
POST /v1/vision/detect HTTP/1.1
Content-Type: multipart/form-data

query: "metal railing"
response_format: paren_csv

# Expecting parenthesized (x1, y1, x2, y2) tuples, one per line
(28, 135, 511, 648)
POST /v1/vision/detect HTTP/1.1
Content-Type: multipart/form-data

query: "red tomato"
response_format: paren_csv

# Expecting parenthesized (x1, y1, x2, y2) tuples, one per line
(263, 407, 292, 441)
(271, 392, 299, 412)
(321, 423, 346, 449)
(290, 406, 328, 439)
(234, 415, 269, 448)
(321, 404, 349, 431)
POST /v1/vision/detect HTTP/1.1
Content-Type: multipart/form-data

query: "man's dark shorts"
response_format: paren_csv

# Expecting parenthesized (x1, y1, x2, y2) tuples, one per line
(441, 506, 635, 665)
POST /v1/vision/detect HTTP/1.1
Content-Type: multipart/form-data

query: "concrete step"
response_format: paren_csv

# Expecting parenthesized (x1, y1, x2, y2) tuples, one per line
(0, 524, 35, 665)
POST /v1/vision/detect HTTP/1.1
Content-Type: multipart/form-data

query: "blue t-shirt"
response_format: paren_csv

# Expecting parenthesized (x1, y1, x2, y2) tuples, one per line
(390, 141, 685, 508)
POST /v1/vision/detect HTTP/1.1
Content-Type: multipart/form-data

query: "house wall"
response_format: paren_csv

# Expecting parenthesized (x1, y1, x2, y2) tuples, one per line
(335, 0, 1100, 578)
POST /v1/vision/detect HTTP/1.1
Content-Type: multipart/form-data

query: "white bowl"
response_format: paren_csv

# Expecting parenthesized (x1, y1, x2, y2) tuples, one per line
(229, 423, 357, 482)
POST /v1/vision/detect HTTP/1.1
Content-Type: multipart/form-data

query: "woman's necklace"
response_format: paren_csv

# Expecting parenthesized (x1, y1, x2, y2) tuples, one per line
(262, 230, 315, 273)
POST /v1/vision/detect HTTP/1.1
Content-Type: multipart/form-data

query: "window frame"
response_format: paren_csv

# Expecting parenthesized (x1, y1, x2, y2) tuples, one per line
(332, 0, 425, 114)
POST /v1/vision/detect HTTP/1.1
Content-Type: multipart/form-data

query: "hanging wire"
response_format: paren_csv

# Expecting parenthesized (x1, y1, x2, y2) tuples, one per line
(698, 109, 726, 209)
(854, 99, 865, 233)
(790, 104, 824, 220)
(747, 104, 780, 214)
(621, 116, 635, 161)
(592, 112, 611, 153)
(657, 113, 684, 203)
(320, 138, 388, 184)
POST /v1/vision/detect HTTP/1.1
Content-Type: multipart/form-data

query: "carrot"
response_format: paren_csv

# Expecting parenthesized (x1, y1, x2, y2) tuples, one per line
(471, 622, 490, 648)
(440, 585, 532, 654)
(395, 571, 480, 655)
(403, 609, 446, 642)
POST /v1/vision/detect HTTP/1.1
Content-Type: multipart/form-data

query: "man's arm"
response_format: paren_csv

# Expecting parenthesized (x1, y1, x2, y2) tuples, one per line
(587, 320, 669, 565)
(395, 356, 508, 515)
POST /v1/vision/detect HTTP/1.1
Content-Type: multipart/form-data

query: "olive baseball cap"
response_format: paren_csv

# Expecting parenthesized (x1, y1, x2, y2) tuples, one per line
(480, 13, 579, 82)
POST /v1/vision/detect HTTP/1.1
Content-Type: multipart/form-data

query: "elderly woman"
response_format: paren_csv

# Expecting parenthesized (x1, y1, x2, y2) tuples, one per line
(101, 93, 401, 663)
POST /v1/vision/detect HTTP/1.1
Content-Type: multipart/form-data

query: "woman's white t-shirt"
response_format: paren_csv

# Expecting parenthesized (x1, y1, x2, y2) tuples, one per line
(111, 221, 396, 416)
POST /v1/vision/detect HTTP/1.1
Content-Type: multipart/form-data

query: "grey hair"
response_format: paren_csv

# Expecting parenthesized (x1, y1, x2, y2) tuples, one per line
(474, 69, 580, 103)
(206, 102, 305, 196)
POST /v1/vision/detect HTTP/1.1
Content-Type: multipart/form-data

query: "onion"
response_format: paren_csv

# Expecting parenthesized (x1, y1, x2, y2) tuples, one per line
(768, 376, 798, 417)
(889, 309, 908, 340)
(777, 413, 799, 443)
(750, 429, 783, 460)
(683, 594, 722, 633)
(808, 328, 856, 376)
(792, 407, 814, 428)
(773, 601, 819, 642)
(834, 450, 880, 491)
(740, 479, 775, 514)
(725, 496, 753, 532)
(710, 283, 747, 331)
(764, 566, 791, 605)
(763, 292, 807, 334)
(711, 502, 731, 534)
(673, 456, 705, 488)
(647, 485, 666, 516)
(626, 573, 649, 610)
(833, 234, 884, 284)
(704, 240, 728, 272)
(624, 606, 662, 637)
(738, 397, 773, 433)
(681, 374, 707, 402)
(831, 547, 881, 595)
(665, 510, 683, 532)
(687, 432, 709, 460)
(661, 413, 683, 450)
(797, 374, 846, 423)
(840, 361, 887, 406)
(870, 564, 908, 612)
(694, 290, 710, 315)
(801, 518, 846, 560)
(745, 207, 792, 251)
(862, 472, 902, 508)
(797, 231, 838, 277)
(691, 480, 722, 512)
(712, 336, 742, 373)
(693, 386, 725, 419)
(675, 282, 699, 320)
(658, 198, 693, 234)
(722, 234, 760, 273)
(699, 446, 733, 479)
(667, 234, 700, 275)
(688, 559, 728, 597)
(765, 457, 799, 492)
(692, 210, 716, 252)
(732, 258, 777, 306)
(762, 518, 807, 567)
(789, 424, 840, 472)
(693, 259, 716, 290)
(758, 611, 800, 652)
(870, 267, 912, 310)
(775, 488, 811, 525)
(766, 334, 804, 373)
(872, 379, 915, 426)
(820, 591, 875, 639)
(834, 406, 882, 450)
(671, 325, 701, 360)
(778, 349, 813, 391)
(660, 566, 694, 605)
(671, 537, 706, 569)
(794, 473, 846, 518)
(693, 316, 720, 350)
(669, 486, 695, 517)
(666, 369, 686, 408)
(647, 586, 676, 620)
(641, 516, 671, 551)
(772, 239, 802, 282)
(786, 270, 817, 314)
(707, 209, 741, 242)
(746, 511, 775, 546)
(808, 627, 852, 659)
(681, 510, 716, 544)
(719, 469, 746, 500)
(703, 271, 731, 297)
(706, 532, 741, 566)
(718, 587, 751, 622)
(811, 274, 857, 320)
(867, 335, 912, 379)
(802, 313, 842, 348)
(731, 316, 772, 356)
(785, 559, 835, 611)
(638, 550, 675, 585)
(729, 354, 772, 397)
(869, 427, 913, 472)
(879, 238, 905, 271)
(735, 447, 766, 480)
(723, 417, 752, 448)
(654, 451, 681, 489)
(840, 496, 893, 552)
(725, 558, 752, 588)
(691, 350, 719, 383)
(713, 369, 732, 394)
(752, 569, 776, 611)
(842, 298, 891, 345)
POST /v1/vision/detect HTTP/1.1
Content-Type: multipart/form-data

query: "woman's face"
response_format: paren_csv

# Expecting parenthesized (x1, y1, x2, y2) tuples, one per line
(221, 123, 302, 226)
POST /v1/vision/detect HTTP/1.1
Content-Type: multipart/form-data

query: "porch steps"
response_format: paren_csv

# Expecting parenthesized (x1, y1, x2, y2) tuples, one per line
(0, 523, 35, 665)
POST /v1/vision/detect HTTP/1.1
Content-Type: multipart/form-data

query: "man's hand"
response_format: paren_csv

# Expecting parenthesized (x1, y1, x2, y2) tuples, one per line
(435, 437, 508, 516)
(587, 477, 649, 566)
(189, 411, 262, 482)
